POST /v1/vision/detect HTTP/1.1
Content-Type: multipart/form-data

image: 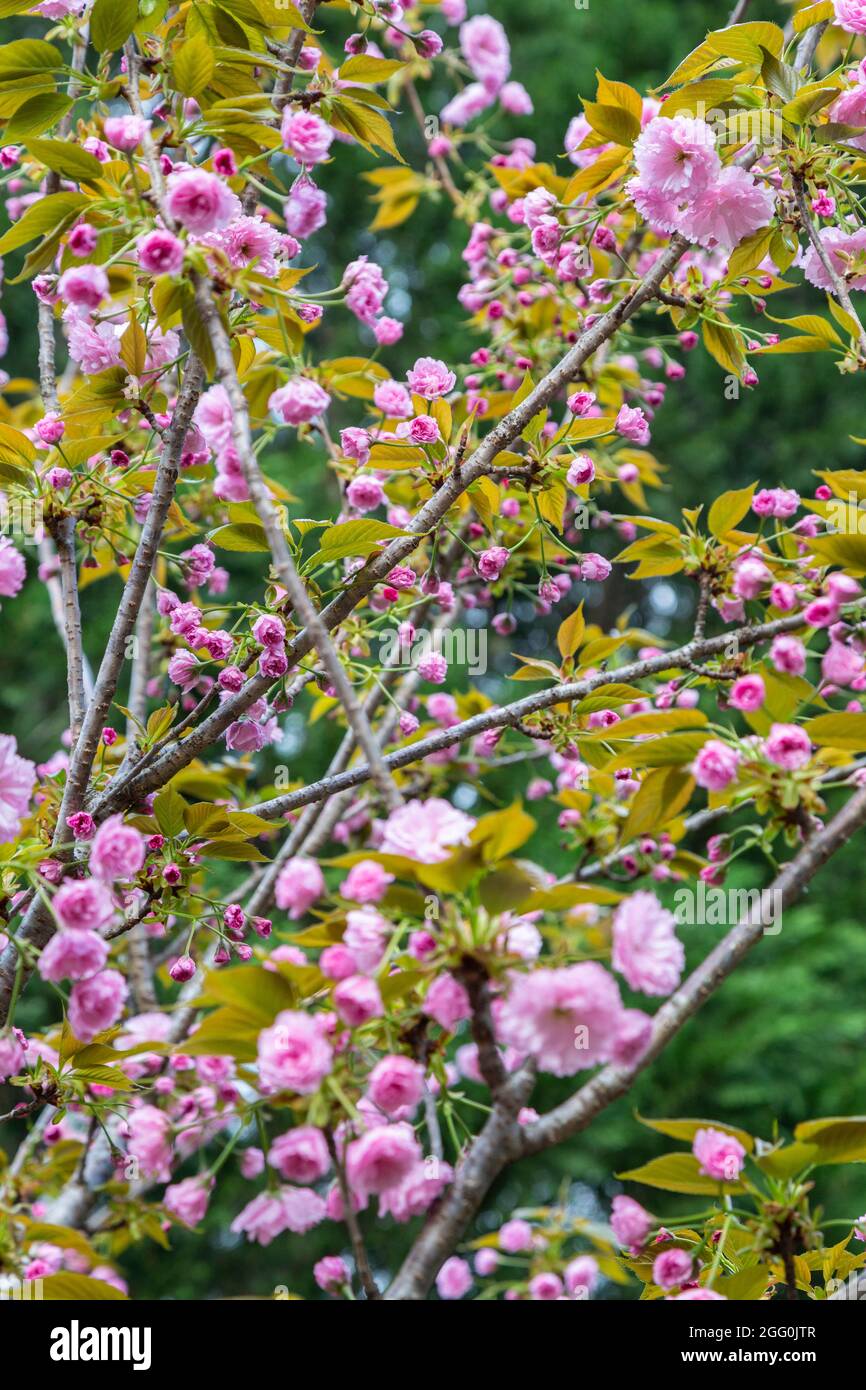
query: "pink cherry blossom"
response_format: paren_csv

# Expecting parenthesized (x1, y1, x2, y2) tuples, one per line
(268, 378, 331, 426)
(460, 15, 510, 94)
(612, 891, 685, 997)
(137, 229, 185, 275)
(281, 111, 334, 165)
(834, 0, 866, 35)
(68, 969, 128, 1043)
(692, 1126, 747, 1182)
(764, 723, 812, 770)
(274, 856, 325, 918)
(52, 878, 115, 933)
(0, 734, 35, 842)
(406, 356, 456, 398)
(268, 1126, 330, 1184)
(0, 538, 26, 599)
(346, 1122, 422, 1197)
(90, 816, 145, 882)
(38, 929, 108, 983)
(611, 1195, 653, 1247)
(692, 739, 740, 791)
(379, 797, 476, 862)
(497, 962, 624, 1075)
(166, 170, 241, 235)
(257, 1010, 333, 1094)
(340, 859, 394, 904)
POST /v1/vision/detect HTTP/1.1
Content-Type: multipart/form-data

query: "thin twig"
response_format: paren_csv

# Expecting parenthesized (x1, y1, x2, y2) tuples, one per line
(326, 1128, 380, 1300)
(245, 602, 866, 823)
(50, 516, 88, 742)
(792, 174, 866, 361)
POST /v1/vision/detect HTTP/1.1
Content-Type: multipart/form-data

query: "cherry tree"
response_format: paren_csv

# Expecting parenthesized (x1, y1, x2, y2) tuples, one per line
(1, 0, 866, 1301)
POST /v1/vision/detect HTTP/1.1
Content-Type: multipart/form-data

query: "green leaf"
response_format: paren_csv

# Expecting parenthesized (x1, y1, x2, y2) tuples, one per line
(727, 227, 774, 278)
(472, 802, 536, 861)
(214, 0, 269, 28)
(715, 1267, 774, 1300)
(254, 0, 316, 28)
(477, 861, 540, 914)
(619, 766, 694, 844)
(339, 55, 406, 84)
(707, 482, 757, 536)
(759, 46, 800, 104)
(208, 522, 270, 553)
(765, 312, 842, 346)
(663, 23, 783, 88)
(119, 312, 148, 377)
(561, 415, 616, 443)
(575, 683, 649, 711)
(586, 710, 707, 741)
(781, 85, 838, 124)
(793, 1, 834, 34)
(520, 883, 624, 911)
(199, 839, 271, 861)
(0, 191, 87, 254)
(72, 1065, 134, 1091)
(41, 1274, 128, 1300)
(146, 703, 176, 740)
(582, 98, 641, 146)
(756, 1142, 820, 1181)
(702, 319, 745, 376)
(636, 1113, 755, 1153)
(804, 713, 866, 751)
(90, 0, 140, 52)
(180, 287, 216, 375)
(200, 964, 295, 1025)
(557, 602, 585, 660)
(153, 784, 187, 839)
(172, 33, 216, 98)
(607, 732, 710, 771)
(183, 1007, 259, 1060)
(809, 532, 866, 576)
(184, 802, 231, 838)
(5, 93, 72, 140)
(313, 519, 408, 565)
(25, 137, 104, 181)
(794, 1116, 866, 1163)
(616, 1152, 747, 1195)
(0, 457, 34, 488)
(327, 94, 404, 162)
(756, 334, 834, 354)
(0, 39, 62, 78)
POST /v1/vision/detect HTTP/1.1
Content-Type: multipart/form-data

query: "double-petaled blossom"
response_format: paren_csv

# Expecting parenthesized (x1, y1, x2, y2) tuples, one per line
(612, 891, 685, 997)
(257, 1010, 333, 1095)
(497, 962, 625, 1075)
(166, 170, 241, 234)
(0, 734, 34, 842)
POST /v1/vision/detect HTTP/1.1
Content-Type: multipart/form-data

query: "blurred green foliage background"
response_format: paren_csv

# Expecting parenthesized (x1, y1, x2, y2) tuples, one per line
(2, 0, 865, 1298)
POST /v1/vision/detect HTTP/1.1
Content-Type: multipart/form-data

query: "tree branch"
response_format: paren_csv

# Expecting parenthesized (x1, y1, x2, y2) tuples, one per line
(51, 515, 87, 743)
(326, 1127, 380, 1300)
(246, 605, 857, 822)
